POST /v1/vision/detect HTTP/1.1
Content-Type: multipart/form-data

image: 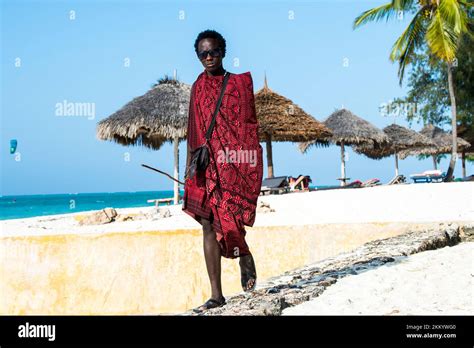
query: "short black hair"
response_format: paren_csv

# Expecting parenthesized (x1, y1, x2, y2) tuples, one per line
(194, 29, 226, 57)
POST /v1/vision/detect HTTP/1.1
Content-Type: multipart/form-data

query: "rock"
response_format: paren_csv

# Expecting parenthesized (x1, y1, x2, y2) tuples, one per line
(115, 215, 134, 222)
(283, 293, 309, 307)
(306, 286, 324, 298)
(159, 208, 171, 218)
(183, 225, 463, 316)
(114, 212, 149, 222)
(319, 277, 337, 287)
(459, 223, 474, 242)
(78, 208, 117, 225)
(256, 201, 275, 213)
(133, 213, 148, 220)
(444, 225, 460, 245)
(147, 207, 172, 220)
(262, 298, 282, 316)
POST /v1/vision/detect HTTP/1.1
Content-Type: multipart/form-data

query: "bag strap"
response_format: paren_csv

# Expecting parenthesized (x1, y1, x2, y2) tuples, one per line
(205, 71, 231, 141)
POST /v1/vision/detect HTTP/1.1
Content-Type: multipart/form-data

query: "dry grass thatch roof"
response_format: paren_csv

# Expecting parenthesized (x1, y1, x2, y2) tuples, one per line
(353, 124, 435, 160)
(96, 77, 191, 150)
(299, 108, 389, 153)
(457, 123, 473, 154)
(398, 124, 471, 159)
(254, 79, 332, 143)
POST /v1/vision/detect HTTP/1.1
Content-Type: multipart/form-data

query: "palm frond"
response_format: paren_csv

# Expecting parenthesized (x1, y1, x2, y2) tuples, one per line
(426, 8, 458, 62)
(393, 0, 418, 11)
(389, 9, 428, 84)
(458, 0, 474, 8)
(458, 0, 474, 9)
(353, 2, 398, 28)
(439, 0, 468, 34)
(354, 0, 420, 29)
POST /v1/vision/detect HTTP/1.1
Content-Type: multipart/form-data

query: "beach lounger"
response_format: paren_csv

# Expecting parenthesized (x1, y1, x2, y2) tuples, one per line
(147, 198, 174, 207)
(410, 170, 446, 183)
(345, 180, 363, 188)
(260, 176, 290, 195)
(314, 180, 362, 191)
(387, 174, 406, 185)
(361, 178, 381, 187)
(288, 175, 312, 192)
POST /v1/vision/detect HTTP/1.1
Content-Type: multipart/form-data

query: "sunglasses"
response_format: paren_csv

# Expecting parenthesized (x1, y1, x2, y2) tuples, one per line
(197, 48, 222, 60)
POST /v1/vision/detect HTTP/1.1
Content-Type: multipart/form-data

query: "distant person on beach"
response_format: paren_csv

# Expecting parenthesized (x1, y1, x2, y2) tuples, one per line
(182, 29, 263, 313)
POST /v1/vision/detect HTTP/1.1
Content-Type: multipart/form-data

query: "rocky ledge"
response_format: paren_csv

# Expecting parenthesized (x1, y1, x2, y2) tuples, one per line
(185, 222, 473, 316)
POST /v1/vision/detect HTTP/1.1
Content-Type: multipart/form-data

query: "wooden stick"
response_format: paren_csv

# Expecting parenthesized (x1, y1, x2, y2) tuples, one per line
(141, 164, 185, 185)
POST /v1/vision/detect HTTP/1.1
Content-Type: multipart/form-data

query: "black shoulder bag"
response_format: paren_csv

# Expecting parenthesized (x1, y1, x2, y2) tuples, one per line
(186, 71, 231, 180)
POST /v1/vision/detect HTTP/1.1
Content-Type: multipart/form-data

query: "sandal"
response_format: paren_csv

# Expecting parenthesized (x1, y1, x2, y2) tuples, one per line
(192, 296, 226, 313)
(239, 254, 257, 292)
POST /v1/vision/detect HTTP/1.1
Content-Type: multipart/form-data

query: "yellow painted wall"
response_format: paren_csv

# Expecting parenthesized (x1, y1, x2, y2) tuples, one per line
(1, 222, 426, 314)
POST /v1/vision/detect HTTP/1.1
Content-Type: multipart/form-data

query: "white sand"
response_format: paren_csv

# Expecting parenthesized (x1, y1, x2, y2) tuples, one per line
(283, 242, 474, 315)
(1, 182, 473, 237)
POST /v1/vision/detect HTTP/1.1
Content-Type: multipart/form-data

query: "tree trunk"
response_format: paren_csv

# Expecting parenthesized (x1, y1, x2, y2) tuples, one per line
(394, 152, 399, 176)
(340, 141, 346, 186)
(444, 62, 458, 182)
(173, 136, 179, 205)
(265, 133, 274, 178)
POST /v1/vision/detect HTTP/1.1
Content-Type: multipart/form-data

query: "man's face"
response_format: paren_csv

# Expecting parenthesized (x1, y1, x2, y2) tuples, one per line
(197, 38, 223, 74)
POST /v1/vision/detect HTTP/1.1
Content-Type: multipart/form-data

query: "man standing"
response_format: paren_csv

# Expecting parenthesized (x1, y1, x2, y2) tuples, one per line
(182, 29, 263, 313)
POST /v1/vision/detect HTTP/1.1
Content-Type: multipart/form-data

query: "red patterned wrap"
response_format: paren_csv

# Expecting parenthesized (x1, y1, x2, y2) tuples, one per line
(182, 70, 263, 259)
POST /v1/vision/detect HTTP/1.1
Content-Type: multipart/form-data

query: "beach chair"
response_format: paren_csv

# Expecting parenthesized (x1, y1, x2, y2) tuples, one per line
(410, 170, 446, 183)
(361, 178, 381, 187)
(387, 174, 406, 185)
(345, 180, 363, 188)
(456, 175, 474, 181)
(288, 175, 312, 192)
(313, 179, 363, 191)
(147, 197, 174, 207)
(260, 176, 290, 195)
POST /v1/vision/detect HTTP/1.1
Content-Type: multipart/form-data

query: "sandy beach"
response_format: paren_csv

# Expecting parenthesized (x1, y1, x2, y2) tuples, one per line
(283, 242, 474, 315)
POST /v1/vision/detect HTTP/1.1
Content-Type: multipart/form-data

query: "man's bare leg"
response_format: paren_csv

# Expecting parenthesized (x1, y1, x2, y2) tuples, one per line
(239, 253, 257, 292)
(201, 217, 223, 300)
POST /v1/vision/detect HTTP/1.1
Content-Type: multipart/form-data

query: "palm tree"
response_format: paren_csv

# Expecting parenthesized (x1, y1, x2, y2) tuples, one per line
(354, 0, 473, 181)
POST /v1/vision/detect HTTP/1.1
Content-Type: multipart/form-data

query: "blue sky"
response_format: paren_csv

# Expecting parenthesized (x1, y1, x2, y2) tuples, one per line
(2, 0, 470, 196)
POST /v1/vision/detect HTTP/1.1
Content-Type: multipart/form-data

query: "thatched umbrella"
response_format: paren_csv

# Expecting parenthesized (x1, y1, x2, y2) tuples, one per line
(353, 124, 435, 176)
(97, 73, 191, 204)
(458, 123, 474, 153)
(299, 108, 389, 186)
(398, 124, 471, 176)
(254, 75, 332, 178)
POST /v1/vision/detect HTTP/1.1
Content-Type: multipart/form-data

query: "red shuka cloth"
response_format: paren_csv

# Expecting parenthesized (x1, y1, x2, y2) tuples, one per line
(182, 70, 263, 259)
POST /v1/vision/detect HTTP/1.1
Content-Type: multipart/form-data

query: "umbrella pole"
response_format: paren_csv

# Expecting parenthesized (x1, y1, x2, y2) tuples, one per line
(394, 152, 399, 176)
(173, 136, 179, 205)
(340, 141, 346, 186)
(432, 155, 437, 170)
(266, 133, 274, 178)
(462, 151, 466, 178)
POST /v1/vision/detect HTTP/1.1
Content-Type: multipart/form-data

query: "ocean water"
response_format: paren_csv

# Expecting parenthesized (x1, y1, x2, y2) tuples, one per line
(0, 185, 328, 221)
(0, 191, 183, 220)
